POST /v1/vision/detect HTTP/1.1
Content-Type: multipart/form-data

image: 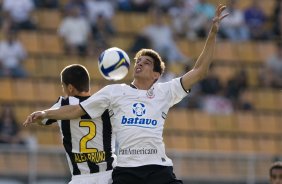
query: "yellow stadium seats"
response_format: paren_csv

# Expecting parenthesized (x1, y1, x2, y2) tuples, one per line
(109, 36, 134, 51)
(256, 137, 278, 155)
(273, 90, 282, 111)
(36, 79, 62, 104)
(13, 79, 36, 103)
(177, 40, 195, 58)
(236, 111, 257, 134)
(255, 113, 280, 135)
(245, 67, 259, 87)
(192, 40, 206, 60)
(167, 134, 193, 151)
(0, 78, 14, 102)
(212, 114, 237, 133)
(255, 41, 276, 62)
(187, 158, 214, 178)
(18, 31, 41, 54)
(3, 5, 282, 167)
(23, 57, 39, 77)
(214, 41, 237, 62)
(39, 33, 64, 55)
(213, 136, 237, 152)
(166, 109, 194, 131)
(36, 9, 62, 31)
(236, 136, 256, 153)
(254, 89, 276, 111)
(37, 57, 61, 78)
(255, 160, 273, 180)
(212, 159, 238, 179)
(0, 153, 5, 174)
(3, 153, 29, 175)
(33, 125, 61, 145)
(255, 90, 274, 111)
(113, 12, 152, 34)
(236, 42, 258, 63)
(14, 105, 32, 124)
(212, 64, 237, 85)
(80, 57, 104, 81)
(192, 135, 213, 151)
(193, 111, 214, 132)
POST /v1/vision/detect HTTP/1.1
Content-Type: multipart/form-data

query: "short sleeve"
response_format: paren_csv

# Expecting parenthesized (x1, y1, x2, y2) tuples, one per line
(42, 97, 63, 125)
(160, 77, 189, 106)
(80, 85, 112, 119)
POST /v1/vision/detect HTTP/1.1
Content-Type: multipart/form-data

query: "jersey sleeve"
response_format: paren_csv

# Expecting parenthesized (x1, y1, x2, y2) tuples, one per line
(80, 85, 112, 119)
(163, 77, 189, 106)
(41, 97, 63, 125)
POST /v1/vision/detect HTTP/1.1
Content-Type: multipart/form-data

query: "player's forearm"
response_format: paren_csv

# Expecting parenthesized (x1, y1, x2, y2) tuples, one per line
(193, 26, 217, 75)
(44, 105, 85, 120)
(181, 26, 218, 90)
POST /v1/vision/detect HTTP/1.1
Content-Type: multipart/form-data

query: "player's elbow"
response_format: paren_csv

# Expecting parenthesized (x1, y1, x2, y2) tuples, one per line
(58, 105, 85, 120)
(194, 68, 208, 81)
(199, 69, 209, 80)
(72, 105, 85, 118)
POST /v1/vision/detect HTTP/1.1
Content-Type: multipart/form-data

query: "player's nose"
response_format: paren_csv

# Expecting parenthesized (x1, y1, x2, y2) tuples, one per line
(136, 61, 143, 67)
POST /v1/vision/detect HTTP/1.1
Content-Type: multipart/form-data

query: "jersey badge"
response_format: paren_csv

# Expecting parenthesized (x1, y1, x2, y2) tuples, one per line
(146, 87, 155, 99)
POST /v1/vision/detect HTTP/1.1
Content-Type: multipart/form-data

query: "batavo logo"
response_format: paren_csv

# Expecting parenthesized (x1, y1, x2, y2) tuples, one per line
(121, 103, 157, 128)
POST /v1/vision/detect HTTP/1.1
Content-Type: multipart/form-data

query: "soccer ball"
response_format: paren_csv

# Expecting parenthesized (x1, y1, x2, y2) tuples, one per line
(98, 47, 130, 81)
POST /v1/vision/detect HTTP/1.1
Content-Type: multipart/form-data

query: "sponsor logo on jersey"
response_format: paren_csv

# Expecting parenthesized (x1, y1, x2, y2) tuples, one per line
(119, 148, 158, 155)
(121, 103, 158, 128)
(133, 102, 145, 116)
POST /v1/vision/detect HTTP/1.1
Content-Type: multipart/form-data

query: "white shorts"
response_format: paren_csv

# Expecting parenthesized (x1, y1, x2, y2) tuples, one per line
(69, 170, 112, 184)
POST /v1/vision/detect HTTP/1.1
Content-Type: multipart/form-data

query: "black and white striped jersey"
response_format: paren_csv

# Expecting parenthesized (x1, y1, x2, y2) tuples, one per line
(42, 96, 116, 176)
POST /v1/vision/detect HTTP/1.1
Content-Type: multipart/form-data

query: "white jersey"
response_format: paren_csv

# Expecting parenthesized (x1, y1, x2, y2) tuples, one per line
(80, 78, 188, 167)
(42, 96, 116, 176)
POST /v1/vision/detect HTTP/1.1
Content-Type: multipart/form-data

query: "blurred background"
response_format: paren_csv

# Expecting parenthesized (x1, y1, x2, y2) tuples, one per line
(0, 0, 281, 183)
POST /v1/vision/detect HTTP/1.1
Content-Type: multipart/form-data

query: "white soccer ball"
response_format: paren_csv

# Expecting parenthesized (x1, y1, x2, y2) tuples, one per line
(98, 47, 130, 81)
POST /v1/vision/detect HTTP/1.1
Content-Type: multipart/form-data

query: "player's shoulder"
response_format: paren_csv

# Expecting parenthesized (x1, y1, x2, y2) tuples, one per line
(156, 78, 181, 87)
(66, 96, 91, 103)
(103, 83, 129, 90)
(62, 96, 79, 101)
(98, 83, 130, 97)
(53, 96, 64, 104)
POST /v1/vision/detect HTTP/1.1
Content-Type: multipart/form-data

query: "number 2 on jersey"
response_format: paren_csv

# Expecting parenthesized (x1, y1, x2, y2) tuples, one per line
(80, 120, 98, 153)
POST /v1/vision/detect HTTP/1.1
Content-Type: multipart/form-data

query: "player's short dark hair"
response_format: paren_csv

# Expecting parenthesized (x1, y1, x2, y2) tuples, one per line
(61, 64, 90, 92)
(270, 161, 282, 176)
(134, 49, 165, 75)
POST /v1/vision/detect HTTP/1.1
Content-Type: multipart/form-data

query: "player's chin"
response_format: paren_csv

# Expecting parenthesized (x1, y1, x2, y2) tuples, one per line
(133, 71, 140, 77)
(134, 72, 146, 79)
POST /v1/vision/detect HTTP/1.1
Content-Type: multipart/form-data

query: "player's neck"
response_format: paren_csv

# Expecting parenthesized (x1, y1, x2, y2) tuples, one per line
(73, 91, 91, 97)
(132, 79, 154, 90)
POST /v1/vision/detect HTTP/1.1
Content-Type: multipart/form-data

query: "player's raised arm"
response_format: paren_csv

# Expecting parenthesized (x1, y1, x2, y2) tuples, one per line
(23, 105, 85, 126)
(181, 4, 228, 91)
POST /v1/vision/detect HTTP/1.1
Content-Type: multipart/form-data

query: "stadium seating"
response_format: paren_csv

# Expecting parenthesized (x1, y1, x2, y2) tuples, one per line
(113, 12, 152, 34)
(35, 9, 62, 31)
(1, 18, 281, 155)
(164, 109, 282, 156)
(18, 31, 41, 55)
(0, 0, 281, 182)
(0, 78, 14, 102)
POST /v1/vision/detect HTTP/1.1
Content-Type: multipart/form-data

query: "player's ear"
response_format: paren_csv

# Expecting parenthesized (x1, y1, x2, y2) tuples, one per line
(67, 84, 75, 93)
(153, 72, 160, 81)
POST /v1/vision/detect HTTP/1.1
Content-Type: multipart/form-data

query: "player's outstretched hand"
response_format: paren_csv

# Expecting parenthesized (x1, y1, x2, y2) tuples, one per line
(211, 4, 229, 33)
(23, 111, 46, 127)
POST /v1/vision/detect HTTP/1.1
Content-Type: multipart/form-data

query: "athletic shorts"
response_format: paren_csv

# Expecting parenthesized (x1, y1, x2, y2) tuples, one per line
(69, 170, 112, 184)
(112, 165, 183, 184)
